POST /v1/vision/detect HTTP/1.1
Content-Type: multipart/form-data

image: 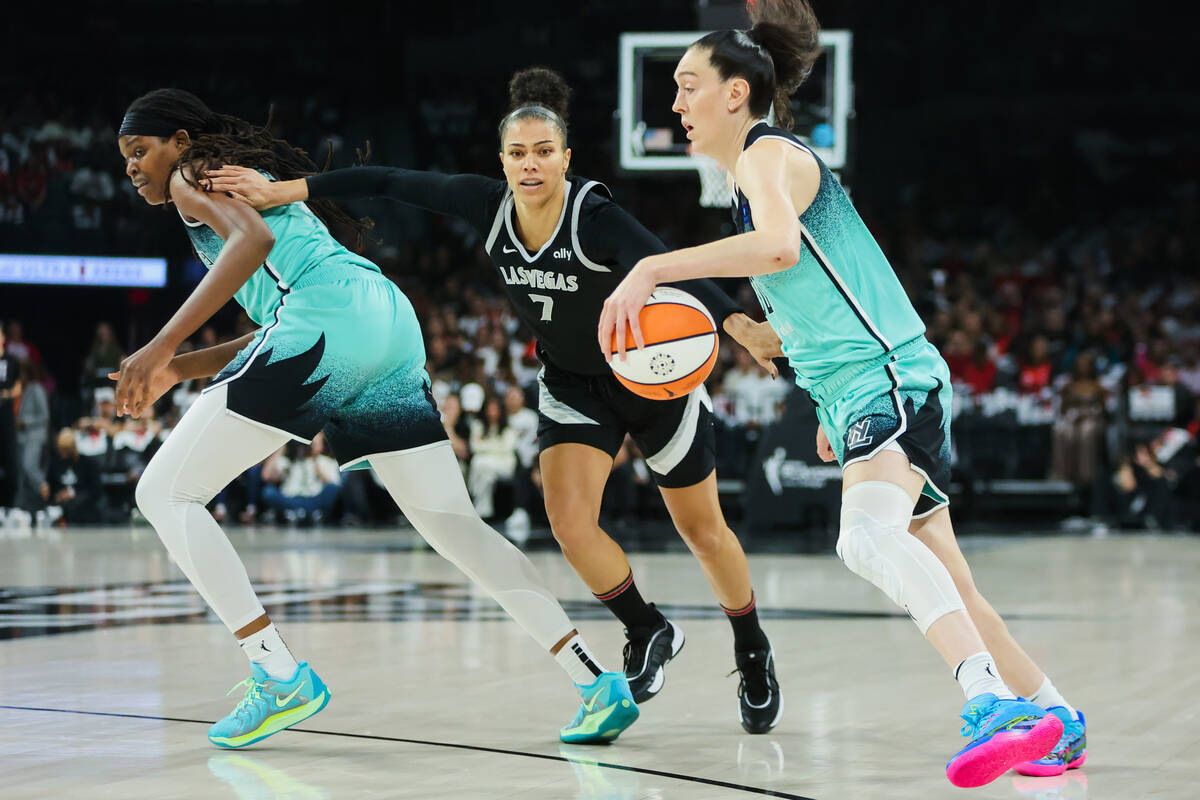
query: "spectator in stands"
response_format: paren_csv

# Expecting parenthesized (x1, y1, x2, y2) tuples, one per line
(959, 341, 999, 396)
(439, 392, 470, 467)
(261, 434, 342, 524)
(42, 427, 105, 525)
(75, 387, 117, 458)
(110, 403, 164, 512)
(1050, 352, 1109, 521)
(14, 360, 50, 512)
(1018, 334, 1054, 395)
(467, 393, 518, 520)
(503, 385, 539, 541)
(82, 322, 124, 396)
(940, 329, 973, 383)
(1113, 442, 1174, 529)
(0, 325, 20, 513)
(720, 346, 790, 428)
(3, 321, 43, 367)
(1177, 345, 1200, 396)
(1157, 360, 1197, 430)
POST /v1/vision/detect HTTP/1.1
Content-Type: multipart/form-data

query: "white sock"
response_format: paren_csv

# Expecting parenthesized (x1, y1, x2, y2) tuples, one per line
(1029, 675, 1076, 715)
(955, 652, 1016, 701)
(554, 634, 606, 686)
(239, 623, 300, 681)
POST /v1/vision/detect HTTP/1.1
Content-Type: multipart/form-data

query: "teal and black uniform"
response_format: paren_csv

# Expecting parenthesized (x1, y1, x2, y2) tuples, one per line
(182, 190, 444, 470)
(734, 122, 952, 516)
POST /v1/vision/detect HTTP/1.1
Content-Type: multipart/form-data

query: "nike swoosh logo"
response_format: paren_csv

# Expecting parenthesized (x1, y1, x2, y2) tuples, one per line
(582, 692, 606, 713)
(502, 245, 518, 254)
(275, 682, 307, 707)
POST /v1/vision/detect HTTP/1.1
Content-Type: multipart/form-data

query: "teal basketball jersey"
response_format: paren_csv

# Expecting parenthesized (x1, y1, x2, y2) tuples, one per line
(733, 123, 926, 390)
(179, 187, 380, 326)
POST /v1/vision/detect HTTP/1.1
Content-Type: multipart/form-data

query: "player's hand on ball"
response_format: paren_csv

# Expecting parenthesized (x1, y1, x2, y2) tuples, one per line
(204, 165, 283, 210)
(816, 425, 836, 462)
(600, 261, 658, 362)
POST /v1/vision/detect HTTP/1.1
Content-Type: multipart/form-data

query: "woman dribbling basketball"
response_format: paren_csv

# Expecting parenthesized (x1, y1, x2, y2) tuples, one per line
(209, 67, 785, 733)
(598, 0, 1085, 786)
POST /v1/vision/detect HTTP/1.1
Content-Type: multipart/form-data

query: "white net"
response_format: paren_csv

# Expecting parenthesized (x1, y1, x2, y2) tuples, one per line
(694, 154, 732, 209)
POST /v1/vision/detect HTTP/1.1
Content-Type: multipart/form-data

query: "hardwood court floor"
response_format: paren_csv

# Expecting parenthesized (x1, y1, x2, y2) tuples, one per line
(0, 525, 1196, 799)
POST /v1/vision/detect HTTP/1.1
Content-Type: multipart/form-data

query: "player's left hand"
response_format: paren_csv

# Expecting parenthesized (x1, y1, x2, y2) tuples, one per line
(110, 339, 179, 419)
(599, 262, 658, 362)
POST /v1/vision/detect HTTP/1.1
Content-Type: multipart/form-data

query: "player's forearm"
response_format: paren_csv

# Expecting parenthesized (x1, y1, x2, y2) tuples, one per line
(153, 231, 274, 352)
(306, 167, 471, 218)
(645, 231, 800, 282)
(267, 178, 309, 206)
(171, 333, 257, 380)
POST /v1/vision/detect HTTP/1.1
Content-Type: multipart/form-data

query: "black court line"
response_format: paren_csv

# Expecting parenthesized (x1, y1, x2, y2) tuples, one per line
(0, 704, 818, 799)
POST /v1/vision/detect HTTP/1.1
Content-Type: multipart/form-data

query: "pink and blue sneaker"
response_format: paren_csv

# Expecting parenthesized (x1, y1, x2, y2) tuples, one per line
(945, 693, 1064, 788)
(1014, 707, 1087, 777)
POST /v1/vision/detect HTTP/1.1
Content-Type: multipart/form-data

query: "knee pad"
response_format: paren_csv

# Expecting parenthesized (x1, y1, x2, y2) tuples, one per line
(134, 458, 169, 523)
(837, 481, 964, 634)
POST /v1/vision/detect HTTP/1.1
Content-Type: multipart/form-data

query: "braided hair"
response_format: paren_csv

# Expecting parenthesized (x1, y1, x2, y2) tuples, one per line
(121, 88, 371, 245)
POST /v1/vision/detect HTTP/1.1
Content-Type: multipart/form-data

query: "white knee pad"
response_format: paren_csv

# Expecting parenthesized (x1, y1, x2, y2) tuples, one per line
(837, 481, 965, 634)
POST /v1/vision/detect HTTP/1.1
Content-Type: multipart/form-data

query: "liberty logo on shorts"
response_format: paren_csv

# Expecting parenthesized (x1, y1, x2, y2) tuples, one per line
(846, 419, 874, 449)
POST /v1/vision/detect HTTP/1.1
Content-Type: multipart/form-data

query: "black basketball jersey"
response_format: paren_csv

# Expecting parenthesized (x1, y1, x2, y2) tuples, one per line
(306, 168, 740, 375)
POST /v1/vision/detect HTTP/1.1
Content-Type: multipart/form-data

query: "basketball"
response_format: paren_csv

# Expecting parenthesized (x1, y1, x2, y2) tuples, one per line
(608, 286, 718, 400)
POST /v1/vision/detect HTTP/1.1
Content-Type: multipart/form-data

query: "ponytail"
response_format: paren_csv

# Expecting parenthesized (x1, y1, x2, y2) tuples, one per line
(693, 0, 821, 129)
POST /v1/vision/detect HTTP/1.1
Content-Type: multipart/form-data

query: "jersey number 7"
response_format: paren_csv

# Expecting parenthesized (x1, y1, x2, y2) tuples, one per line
(529, 293, 554, 321)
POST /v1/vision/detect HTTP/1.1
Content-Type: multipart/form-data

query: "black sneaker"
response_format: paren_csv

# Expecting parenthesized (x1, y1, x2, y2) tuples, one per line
(622, 607, 685, 703)
(734, 647, 782, 734)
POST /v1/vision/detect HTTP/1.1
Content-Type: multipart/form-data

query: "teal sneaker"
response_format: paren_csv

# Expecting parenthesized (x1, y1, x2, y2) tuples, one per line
(208, 662, 331, 749)
(559, 671, 640, 744)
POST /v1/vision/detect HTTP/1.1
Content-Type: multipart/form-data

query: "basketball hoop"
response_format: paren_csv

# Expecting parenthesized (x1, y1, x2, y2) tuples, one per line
(693, 153, 732, 209)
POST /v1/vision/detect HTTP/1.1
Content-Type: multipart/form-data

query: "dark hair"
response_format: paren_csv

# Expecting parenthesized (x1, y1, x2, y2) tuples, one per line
(482, 392, 509, 434)
(692, 0, 822, 130)
(122, 88, 370, 244)
(498, 67, 571, 147)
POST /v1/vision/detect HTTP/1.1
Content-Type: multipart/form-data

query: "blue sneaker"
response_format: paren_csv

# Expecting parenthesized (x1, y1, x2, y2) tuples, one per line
(559, 671, 640, 744)
(945, 693, 1064, 788)
(208, 662, 331, 749)
(1015, 707, 1087, 776)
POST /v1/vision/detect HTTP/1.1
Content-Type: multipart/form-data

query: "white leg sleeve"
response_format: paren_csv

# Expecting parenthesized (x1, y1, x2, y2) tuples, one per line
(371, 442, 575, 651)
(837, 480, 965, 634)
(135, 385, 291, 632)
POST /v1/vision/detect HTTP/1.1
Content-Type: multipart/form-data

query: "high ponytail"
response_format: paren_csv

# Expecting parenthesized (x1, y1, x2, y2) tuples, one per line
(693, 0, 822, 130)
(498, 67, 571, 146)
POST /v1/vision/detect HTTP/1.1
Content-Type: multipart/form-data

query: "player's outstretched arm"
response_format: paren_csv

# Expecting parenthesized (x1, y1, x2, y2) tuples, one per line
(209, 164, 499, 225)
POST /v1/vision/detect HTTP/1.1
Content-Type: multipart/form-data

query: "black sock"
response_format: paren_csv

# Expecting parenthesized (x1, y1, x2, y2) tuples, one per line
(595, 571, 662, 631)
(724, 593, 769, 652)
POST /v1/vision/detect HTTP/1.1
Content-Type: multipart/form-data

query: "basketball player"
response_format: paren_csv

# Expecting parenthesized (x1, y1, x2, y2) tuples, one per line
(207, 68, 785, 733)
(113, 88, 639, 749)
(597, 0, 1085, 787)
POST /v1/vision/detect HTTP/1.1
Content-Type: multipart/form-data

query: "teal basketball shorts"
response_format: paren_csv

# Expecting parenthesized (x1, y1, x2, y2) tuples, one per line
(204, 265, 446, 470)
(808, 337, 952, 518)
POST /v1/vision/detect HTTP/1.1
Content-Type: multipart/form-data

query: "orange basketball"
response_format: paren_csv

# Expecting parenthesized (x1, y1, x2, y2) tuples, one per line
(608, 287, 718, 400)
